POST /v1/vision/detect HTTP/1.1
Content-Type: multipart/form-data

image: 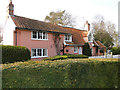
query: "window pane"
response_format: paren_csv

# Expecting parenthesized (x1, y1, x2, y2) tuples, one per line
(37, 49, 42, 56)
(32, 49, 36, 56)
(45, 33, 48, 39)
(74, 47, 78, 53)
(38, 31, 42, 39)
(65, 35, 67, 40)
(43, 49, 47, 56)
(43, 32, 46, 39)
(32, 31, 37, 38)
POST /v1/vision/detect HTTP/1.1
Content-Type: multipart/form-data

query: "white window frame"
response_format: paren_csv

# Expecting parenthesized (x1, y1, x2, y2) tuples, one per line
(79, 47, 82, 55)
(31, 31, 48, 40)
(64, 34, 72, 42)
(31, 48, 48, 58)
(74, 46, 78, 53)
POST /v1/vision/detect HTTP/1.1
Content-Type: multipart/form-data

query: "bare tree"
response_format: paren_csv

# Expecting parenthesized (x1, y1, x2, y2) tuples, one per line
(92, 15, 117, 49)
(44, 10, 76, 27)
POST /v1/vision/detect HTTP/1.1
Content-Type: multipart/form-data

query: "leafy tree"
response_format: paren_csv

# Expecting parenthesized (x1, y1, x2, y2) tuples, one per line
(92, 15, 116, 49)
(44, 10, 76, 27)
(83, 43, 92, 56)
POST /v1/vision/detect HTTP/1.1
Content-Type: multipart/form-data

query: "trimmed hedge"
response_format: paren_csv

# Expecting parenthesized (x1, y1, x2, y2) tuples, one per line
(2, 59, 119, 88)
(111, 47, 120, 55)
(2, 45, 31, 63)
(43, 54, 88, 61)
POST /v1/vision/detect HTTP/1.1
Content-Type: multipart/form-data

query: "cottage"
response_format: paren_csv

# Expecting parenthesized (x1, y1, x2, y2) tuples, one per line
(3, 1, 106, 60)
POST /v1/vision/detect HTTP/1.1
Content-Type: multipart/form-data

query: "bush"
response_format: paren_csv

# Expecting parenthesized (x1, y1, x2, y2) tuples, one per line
(2, 45, 31, 63)
(2, 59, 118, 88)
(43, 54, 88, 61)
(83, 43, 92, 56)
(111, 47, 120, 55)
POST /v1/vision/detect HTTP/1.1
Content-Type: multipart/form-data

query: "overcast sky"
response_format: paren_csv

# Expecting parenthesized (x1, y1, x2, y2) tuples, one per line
(0, 0, 119, 30)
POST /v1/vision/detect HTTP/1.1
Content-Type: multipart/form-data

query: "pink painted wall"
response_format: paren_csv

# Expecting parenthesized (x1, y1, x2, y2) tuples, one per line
(15, 29, 64, 60)
(64, 46, 83, 55)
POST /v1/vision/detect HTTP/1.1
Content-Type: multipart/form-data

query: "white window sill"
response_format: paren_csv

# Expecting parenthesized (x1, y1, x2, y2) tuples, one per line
(31, 38, 48, 41)
(74, 52, 78, 53)
(64, 40, 72, 42)
(31, 56, 48, 59)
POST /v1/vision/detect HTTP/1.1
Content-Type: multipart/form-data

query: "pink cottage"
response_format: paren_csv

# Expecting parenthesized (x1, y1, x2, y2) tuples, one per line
(3, 1, 106, 60)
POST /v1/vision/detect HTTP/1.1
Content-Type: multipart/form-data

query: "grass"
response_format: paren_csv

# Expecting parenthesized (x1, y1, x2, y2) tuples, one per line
(2, 58, 119, 88)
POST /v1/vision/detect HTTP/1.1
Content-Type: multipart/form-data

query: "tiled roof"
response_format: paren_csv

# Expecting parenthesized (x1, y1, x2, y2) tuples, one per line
(96, 41, 106, 49)
(11, 15, 70, 34)
(63, 27, 86, 45)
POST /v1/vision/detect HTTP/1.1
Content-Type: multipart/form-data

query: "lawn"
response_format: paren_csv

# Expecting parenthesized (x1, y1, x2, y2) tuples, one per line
(2, 58, 119, 88)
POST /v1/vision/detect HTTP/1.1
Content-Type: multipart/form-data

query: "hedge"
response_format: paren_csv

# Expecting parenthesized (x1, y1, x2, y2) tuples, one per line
(111, 47, 120, 55)
(2, 59, 119, 88)
(2, 45, 31, 63)
(43, 54, 88, 61)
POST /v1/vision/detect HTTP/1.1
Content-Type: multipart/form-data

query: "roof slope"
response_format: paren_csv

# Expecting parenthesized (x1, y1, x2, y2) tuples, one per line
(11, 15, 69, 34)
(96, 41, 106, 49)
(63, 27, 86, 45)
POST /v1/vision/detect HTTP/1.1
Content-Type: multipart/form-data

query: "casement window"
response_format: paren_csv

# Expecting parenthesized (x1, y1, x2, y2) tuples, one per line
(64, 35, 72, 42)
(74, 46, 78, 53)
(32, 31, 48, 40)
(31, 48, 48, 58)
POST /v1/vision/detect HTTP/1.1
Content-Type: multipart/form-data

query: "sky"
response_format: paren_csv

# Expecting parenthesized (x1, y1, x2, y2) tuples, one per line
(0, 0, 119, 30)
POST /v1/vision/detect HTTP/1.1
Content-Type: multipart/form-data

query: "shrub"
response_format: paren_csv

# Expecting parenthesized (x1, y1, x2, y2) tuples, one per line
(43, 54, 88, 61)
(43, 55, 68, 61)
(111, 47, 120, 55)
(2, 45, 31, 63)
(83, 43, 92, 56)
(65, 54, 88, 58)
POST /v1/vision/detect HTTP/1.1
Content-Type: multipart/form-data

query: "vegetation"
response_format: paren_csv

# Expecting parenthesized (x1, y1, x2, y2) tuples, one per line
(111, 47, 120, 55)
(2, 45, 31, 64)
(2, 59, 118, 88)
(83, 43, 92, 56)
(44, 10, 76, 27)
(43, 54, 88, 61)
(92, 15, 117, 49)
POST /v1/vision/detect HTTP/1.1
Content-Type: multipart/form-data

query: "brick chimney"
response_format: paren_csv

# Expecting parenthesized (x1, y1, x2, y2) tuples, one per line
(9, 0, 14, 15)
(84, 21, 90, 31)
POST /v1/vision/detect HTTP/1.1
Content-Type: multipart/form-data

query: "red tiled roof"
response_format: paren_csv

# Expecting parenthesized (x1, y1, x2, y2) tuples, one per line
(96, 41, 106, 49)
(11, 15, 69, 34)
(63, 27, 86, 45)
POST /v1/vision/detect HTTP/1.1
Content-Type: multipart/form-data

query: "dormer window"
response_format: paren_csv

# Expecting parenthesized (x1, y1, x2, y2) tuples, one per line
(88, 33, 93, 42)
(65, 35, 72, 42)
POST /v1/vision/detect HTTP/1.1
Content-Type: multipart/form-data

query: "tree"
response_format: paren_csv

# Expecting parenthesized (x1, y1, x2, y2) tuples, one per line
(83, 43, 92, 56)
(92, 15, 116, 49)
(44, 10, 76, 27)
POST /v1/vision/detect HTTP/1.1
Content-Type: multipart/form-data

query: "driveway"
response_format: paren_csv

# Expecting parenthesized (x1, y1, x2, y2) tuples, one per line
(89, 55, 120, 59)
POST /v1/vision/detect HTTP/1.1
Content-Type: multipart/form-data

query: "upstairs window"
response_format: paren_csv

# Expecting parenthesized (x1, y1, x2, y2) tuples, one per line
(65, 35, 72, 42)
(32, 31, 48, 40)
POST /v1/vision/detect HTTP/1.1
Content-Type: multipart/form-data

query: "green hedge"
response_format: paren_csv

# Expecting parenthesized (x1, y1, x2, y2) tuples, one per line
(2, 45, 31, 63)
(2, 59, 119, 88)
(111, 47, 120, 55)
(43, 54, 88, 61)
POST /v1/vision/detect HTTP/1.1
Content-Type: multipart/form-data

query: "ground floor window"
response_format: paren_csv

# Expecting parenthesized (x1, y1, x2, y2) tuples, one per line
(74, 46, 78, 53)
(31, 48, 48, 58)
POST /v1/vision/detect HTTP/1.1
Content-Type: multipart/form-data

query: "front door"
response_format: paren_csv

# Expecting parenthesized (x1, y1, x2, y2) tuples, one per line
(79, 47, 82, 54)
